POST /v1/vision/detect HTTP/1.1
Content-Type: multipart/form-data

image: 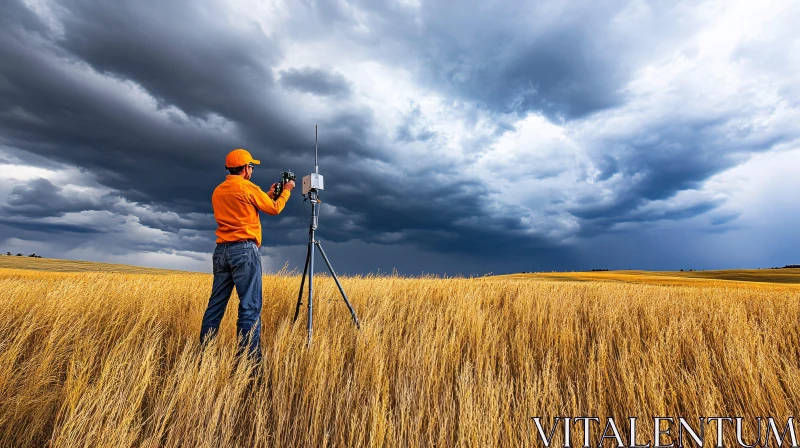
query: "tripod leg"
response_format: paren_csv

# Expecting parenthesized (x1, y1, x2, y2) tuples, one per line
(316, 242, 360, 329)
(307, 237, 315, 346)
(293, 242, 312, 323)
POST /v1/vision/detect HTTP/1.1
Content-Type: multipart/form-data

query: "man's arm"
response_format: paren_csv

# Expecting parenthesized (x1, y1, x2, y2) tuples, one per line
(250, 183, 292, 215)
(266, 183, 278, 199)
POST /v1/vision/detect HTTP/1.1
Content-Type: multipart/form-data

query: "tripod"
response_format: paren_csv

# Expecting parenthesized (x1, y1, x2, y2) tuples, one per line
(293, 189, 360, 345)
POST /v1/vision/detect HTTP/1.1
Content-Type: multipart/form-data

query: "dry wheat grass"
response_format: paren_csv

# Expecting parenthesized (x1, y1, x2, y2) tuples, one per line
(1, 268, 799, 447)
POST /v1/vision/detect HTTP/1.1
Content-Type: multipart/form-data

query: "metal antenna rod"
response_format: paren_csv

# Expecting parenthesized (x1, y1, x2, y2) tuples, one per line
(314, 124, 318, 174)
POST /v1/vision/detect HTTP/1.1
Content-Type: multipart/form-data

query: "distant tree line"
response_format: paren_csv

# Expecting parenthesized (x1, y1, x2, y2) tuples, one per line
(4, 252, 43, 258)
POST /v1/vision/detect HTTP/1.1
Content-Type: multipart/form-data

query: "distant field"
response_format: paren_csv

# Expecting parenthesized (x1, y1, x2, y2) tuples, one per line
(3, 255, 798, 286)
(0, 255, 188, 275)
(499, 268, 800, 286)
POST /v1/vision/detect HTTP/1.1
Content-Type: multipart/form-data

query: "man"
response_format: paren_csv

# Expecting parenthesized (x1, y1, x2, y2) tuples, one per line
(200, 148, 295, 361)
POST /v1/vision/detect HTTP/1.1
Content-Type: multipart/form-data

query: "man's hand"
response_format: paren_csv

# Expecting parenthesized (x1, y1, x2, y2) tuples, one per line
(267, 183, 277, 199)
(285, 180, 296, 192)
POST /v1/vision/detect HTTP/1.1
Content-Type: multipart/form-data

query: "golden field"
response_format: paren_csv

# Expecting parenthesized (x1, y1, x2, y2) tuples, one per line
(0, 256, 189, 275)
(1, 257, 800, 447)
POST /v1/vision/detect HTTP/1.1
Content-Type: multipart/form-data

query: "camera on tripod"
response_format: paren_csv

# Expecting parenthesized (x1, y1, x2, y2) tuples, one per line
(273, 170, 296, 198)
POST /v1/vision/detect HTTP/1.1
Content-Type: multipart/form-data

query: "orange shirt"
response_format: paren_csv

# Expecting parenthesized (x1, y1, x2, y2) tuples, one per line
(212, 175, 291, 247)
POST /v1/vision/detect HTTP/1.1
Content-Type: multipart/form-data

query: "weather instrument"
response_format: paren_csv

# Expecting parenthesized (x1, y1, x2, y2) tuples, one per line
(293, 125, 360, 345)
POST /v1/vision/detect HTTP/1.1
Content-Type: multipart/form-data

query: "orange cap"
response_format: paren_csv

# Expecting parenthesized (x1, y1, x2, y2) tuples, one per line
(225, 148, 261, 168)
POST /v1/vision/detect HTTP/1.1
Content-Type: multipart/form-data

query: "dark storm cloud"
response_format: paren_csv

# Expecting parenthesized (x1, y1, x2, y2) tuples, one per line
(4, 178, 103, 218)
(265, 0, 752, 242)
(417, 7, 627, 118)
(1, 0, 797, 273)
(384, 0, 773, 234)
(328, 0, 691, 120)
(0, 0, 570, 262)
(279, 67, 352, 97)
(258, 155, 560, 258)
(395, 104, 436, 142)
(0, 0, 279, 200)
(0, 0, 365, 236)
(56, 1, 280, 119)
(571, 111, 794, 234)
(0, 220, 105, 235)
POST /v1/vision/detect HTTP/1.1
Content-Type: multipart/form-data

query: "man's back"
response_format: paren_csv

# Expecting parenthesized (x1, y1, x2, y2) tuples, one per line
(212, 175, 290, 247)
(201, 149, 295, 362)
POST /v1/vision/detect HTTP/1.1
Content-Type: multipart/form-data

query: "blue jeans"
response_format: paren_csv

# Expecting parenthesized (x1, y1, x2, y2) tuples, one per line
(200, 240, 263, 361)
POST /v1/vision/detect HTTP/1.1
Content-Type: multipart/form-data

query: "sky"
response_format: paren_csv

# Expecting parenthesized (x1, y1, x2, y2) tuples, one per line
(0, 0, 798, 275)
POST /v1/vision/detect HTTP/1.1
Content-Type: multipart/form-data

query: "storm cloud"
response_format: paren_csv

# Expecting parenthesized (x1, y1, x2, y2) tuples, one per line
(1, 0, 799, 274)
(280, 67, 353, 97)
